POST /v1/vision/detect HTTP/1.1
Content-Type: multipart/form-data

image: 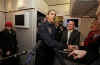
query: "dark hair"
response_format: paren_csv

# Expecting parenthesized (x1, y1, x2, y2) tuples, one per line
(47, 9, 56, 15)
(68, 20, 75, 25)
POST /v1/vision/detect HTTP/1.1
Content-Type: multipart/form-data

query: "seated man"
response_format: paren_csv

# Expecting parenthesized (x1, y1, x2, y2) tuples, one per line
(60, 20, 81, 65)
(61, 20, 80, 51)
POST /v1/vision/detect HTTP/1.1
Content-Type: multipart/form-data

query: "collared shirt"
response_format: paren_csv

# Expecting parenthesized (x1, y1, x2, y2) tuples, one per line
(67, 30, 73, 44)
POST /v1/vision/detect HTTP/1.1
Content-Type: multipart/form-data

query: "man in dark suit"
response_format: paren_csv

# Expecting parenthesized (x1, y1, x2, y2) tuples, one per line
(60, 20, 81, 65)
(61, 20, 80, 50)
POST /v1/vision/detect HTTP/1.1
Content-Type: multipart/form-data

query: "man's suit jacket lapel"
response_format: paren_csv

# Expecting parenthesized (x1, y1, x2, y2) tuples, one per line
(65, 30, 68, 42)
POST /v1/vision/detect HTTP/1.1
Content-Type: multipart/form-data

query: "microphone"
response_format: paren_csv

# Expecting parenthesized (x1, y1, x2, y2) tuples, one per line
(0, 50, 28, 61)
(58, 50, 69, 54)
(13, 50, 28, 57)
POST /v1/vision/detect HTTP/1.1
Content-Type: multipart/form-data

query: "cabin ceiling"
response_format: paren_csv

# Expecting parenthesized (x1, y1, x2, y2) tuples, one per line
(44, 0, 70, 5)
(44, 0, 98, 17)
(71, 0, 98, 17)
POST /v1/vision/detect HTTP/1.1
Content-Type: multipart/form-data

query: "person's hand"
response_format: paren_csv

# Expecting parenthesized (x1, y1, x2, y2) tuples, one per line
(6, 51, 11, 56)
(64, 49, 72, 53)
(80, 42, 85, 46)
(68, 50, 87, 59)
(68, 45, 79, 50)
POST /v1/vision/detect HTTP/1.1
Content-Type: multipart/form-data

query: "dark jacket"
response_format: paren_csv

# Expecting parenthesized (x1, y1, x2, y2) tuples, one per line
(55, 26, 63, 42)
(0, 29, 18, 57)
(61, 30, 80, 49)
(36, 21, 64, 65)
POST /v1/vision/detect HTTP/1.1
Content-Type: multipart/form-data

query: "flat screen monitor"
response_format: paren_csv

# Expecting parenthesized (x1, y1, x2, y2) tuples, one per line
(15, 14, 24, 26)
(14, 12, 30, 28)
